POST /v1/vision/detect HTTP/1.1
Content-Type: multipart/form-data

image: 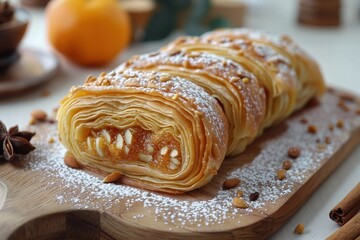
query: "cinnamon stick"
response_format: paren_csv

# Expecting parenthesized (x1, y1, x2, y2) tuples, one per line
(329, 183, 360, 226)
(326, 213, 360, 240)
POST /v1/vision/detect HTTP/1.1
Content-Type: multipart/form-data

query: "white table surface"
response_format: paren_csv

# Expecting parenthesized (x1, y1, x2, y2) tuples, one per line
(1, 0, 359, 239)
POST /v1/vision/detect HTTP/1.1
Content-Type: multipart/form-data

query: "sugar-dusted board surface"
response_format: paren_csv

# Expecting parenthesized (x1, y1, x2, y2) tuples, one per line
(0, 89, 360, 240)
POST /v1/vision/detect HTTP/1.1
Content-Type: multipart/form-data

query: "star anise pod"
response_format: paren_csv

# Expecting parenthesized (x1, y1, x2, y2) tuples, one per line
(0, 120, 36, 161)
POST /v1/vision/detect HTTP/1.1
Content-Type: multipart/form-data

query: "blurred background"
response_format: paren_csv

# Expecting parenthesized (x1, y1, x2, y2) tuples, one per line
(0, 0, 360, 239)
(0, 0, 359, 108)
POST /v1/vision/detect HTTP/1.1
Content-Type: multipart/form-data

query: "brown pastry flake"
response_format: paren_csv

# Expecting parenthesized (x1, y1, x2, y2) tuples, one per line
(48, 137, 55, 144)
(288, 147, 301, 159)
(223, 177, 241, 190)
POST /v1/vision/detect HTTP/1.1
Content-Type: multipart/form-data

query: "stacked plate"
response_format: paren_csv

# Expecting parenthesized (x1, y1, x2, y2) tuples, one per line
(298, 0, 341, 26)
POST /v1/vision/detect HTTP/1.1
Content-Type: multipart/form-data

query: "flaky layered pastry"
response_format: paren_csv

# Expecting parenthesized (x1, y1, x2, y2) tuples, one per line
(119, 28, 325, 156)
(57, 70, 228, 193)
(58, 28, 325, 193)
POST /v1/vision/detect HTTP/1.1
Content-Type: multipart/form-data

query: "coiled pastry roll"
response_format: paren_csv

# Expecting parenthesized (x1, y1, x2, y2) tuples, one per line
(119, 51, 266, 156)
(57, 70, 228, 193)
(122, 28, 325, 156)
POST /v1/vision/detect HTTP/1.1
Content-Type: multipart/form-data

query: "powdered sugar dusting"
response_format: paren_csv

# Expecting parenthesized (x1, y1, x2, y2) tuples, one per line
(20, 90, 360, 231)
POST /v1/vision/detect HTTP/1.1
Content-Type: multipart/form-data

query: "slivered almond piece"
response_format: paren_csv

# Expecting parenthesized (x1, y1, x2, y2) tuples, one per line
(160, 146, 169, 156)
(87, 137, 92, 149)
(64, 154, 81, 169)
(103, 171, 122, 183)
(125, 129, 133, 145)
(223, 177, 241, 189)
(147, 146, 154, 153)
(116, 134, 124, 149)
(170, 149, 178, 158)
(95, 137, 104, 157)
(170, 157, 180, 166)
(294, 224, 304, 234)
(124, 146, 130, 155)
(232, 197, 248, 208)
(169, 162, 177, 170)
(139, 153, 152, 163)
(172, 94, 179, 100)
(102, 129, 111, 143)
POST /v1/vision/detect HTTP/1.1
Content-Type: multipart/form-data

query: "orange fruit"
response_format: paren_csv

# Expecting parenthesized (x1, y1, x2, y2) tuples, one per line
(45, 0, 131, 66)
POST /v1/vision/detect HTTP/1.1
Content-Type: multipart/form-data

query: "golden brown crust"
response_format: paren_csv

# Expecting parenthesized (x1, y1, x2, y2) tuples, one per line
(118, 50, 266, 156)
(58, 70, 228, 193)
(58, 28, 325, 193)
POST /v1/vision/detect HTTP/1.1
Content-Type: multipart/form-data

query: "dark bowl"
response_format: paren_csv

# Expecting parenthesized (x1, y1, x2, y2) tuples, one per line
(0, 8, 30, 57)
(0, 51, 20, 74)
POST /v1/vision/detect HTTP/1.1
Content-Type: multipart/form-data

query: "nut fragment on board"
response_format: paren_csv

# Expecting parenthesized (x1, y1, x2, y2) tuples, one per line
(64, 154, 81, 169)
(232, 197, 248, 208)
(288, 147, 301, 159)
(223, 178, 241, 189)
(249, 192, 259, 201)
(336, 120, 344, 129)
(294, 224, 304, 234)
(277, 169, 287, 180)
(103, 171, 122, 183)
(307, 125, 317, 134)
(31, 110, 47, 122)
(282, 160, 292, 170)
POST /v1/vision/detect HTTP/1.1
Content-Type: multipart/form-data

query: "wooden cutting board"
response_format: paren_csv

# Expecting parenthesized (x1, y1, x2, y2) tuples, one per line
(1, 89, 360, 240)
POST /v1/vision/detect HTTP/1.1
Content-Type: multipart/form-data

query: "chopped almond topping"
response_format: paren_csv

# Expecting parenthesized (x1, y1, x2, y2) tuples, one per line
(230, 76, 240, 82)
(241, 78, 250, 83)
(325, 136, 331, 144)
(48, 137, 55, 144)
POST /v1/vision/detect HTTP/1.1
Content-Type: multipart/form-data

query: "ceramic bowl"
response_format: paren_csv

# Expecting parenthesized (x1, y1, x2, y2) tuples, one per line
(0, 8, 30, 57)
